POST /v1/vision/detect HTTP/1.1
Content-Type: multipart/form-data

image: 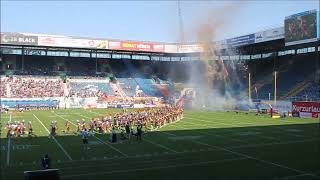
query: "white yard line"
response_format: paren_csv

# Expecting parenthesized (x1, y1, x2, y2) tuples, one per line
(58, 112, 318, 178)
(177, 120, 248, 143)
(156, 127, 320, 149)
(54, 112, 128, 157)
(229, 138, 320, 149)
(33, 114, 72, 161)
(185, 116, 302, 140)
(143, 139, 178, 153)
(275, 173, 312, 180)
(194, 141, 319, 179)
(156, 121, 319, 179)
(93, 136, 128, 157)
(62, 157, 248, 179)
(6, 114, 12, 166)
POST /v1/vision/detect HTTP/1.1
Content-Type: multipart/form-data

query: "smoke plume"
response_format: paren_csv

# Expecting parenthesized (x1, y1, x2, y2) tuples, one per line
(181, 2, 248, 111)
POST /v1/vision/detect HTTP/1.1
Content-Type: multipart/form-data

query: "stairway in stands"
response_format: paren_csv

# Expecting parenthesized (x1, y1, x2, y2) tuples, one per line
(280, 81, 312, 100)
(63, 82, 69, 97)
(110, 83, 126, 97)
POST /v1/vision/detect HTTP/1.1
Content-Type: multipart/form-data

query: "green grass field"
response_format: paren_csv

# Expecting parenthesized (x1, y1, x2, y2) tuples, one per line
(1, 109, 320, 180)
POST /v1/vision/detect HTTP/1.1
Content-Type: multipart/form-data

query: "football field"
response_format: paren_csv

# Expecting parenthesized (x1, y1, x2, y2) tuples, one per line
(1, 109, 320, 180)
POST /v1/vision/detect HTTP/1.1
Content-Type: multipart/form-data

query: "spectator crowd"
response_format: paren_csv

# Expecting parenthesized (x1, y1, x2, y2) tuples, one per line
(1, 76, 64, 98)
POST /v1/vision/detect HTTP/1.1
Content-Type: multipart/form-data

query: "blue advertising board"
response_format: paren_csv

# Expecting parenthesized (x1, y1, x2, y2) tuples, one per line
(226, 34, 255, 47)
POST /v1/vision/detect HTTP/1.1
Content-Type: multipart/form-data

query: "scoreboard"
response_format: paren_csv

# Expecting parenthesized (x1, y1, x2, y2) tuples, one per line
(285, 9, 318, 46)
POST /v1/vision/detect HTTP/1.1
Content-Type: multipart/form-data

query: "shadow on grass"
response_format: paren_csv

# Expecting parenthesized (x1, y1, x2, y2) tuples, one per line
(1, 122, 320, 180)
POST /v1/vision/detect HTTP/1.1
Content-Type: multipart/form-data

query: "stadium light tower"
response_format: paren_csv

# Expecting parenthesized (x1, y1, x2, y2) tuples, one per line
(177, 0, 185, 44)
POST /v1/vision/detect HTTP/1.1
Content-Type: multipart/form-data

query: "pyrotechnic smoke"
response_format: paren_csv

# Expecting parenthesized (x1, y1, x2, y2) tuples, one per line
(181, 2, 248, 110)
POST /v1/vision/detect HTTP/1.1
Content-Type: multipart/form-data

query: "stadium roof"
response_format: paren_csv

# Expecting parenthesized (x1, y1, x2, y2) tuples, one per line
(0, 25, 285, 54)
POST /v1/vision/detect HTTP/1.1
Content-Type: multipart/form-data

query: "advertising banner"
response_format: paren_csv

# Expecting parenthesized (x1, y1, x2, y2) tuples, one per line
(1, 32, 38, 45)
(226, 34, 255, 47)
(255, 27, 284, 43)
(292, 101, 320, 118)
(164, 44, 178, 53)
(177, 44, 204, 53)
(38, 36, 108, 49)
(68, 97, 98, 108)
(108, 40, 165, 52)
(214, 40, 228, 50)
(285, 9, 318, 46)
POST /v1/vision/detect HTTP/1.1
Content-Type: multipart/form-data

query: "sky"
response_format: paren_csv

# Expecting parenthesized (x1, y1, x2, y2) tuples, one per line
(1, 0, 319, 43)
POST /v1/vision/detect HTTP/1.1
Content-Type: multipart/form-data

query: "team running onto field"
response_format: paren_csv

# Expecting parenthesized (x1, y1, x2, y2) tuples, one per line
(5, 107, 184, 144)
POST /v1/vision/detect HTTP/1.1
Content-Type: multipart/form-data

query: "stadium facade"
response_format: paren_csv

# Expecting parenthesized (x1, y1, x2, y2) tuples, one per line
(0, 9, 319, 117)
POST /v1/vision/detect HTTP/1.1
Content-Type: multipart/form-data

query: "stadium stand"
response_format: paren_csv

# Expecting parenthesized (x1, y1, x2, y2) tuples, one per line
(68, 79, 114, 98)
(134, 78, 163, 97)
(3, 76, 64, 98)
(117, 78, 138, 97)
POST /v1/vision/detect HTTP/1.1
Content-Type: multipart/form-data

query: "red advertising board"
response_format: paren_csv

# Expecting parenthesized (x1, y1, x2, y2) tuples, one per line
(108, 41, 164, 52)
(292, 101, 320, 118)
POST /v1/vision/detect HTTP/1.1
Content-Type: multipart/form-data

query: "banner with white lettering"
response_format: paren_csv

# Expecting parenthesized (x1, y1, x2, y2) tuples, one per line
(108, 40, 165, 52)
(1, 33, 38, 45)
(292, 101, 320, 118)
(38, 36, 108, 49)
(255, 27, 284, 43)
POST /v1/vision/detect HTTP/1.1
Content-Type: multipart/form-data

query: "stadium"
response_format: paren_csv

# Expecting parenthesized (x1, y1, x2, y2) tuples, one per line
(0, 2, 320, 180)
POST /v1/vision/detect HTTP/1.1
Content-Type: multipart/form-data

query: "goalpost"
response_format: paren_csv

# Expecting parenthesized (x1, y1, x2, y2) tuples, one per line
(254, 101, 282, 119)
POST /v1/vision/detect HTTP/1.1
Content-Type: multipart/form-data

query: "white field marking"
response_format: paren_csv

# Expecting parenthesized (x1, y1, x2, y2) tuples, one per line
(10, 147, 222, 167)
(94, 136, 128, 157)
(54, 112, 128, 157)
(155, 124, 320, 151)
(55, 154, 193, 171)
(8, 137, 320, 168)
(178, 120, 248, 143)
(61, 157, 248, 179)
(156, 130, 177, 136)
(6, 113, 12, 166)
(228, 119, 309, 139)
(237, 131, 261, 136)
(189, 113, 313, 130)
(194, 141, 319, 179)
(142, 138, 178, 153)
(285, 129, 303, 132)
(89, 141, 102, 145)
(11, 144, 40, 150)
(168, 135, 202, 141)
(229, 138, 320, 149)
(184, 116, 286, 140)
(33, 114, 72, 160)
(275, 173, 312, 180)
(169, 122, 248, 143)
(216, 120, 306, 139)
(156, 122, 320, 178)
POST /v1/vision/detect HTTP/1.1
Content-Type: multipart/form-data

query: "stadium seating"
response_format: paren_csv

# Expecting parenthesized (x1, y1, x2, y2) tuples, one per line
(250, 54, 317, 101)
(134, 78, 163, 97)
(117, 78, 138, 97)
(294, 82, 319, 101)
(69, 81, 114, 98)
